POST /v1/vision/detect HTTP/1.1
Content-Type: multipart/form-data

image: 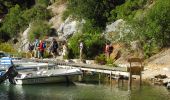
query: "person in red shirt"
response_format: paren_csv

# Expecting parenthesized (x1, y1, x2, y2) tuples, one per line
(38, 40, 46, 59)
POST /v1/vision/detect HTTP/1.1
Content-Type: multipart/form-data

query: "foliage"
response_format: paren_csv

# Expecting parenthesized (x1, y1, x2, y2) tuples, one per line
(94, 54, 106, 65)
(62, 9, 70, 21)
(107, 0, 170, 58)
(64, 0, 125, 30)
(143, 40, 160, 58)
(0, 0, 35, 11)
(109, 0, 147, 21)
(145, 0, 170, 47)
(82, 20, 102, 34)
(35, 0, 50, 7)
(28, 20, 51, 42)
(1, 5, 26, 38)
(68, 32, 106, 59)
(43, 51, 51, 58)
(0, 29, 10, 41)
(22, 5, 52, 23)
(0, 42, 17, 53)
(0, 4, 52, 41)
(106, 58, 114, 65)
(132, 0, 170, 57)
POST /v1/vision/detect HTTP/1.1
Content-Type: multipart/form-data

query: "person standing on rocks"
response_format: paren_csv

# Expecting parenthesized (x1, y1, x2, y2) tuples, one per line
(62, 42, 67, 59)
(49, 38, 58, 58)
(33, 38, 40, 58)
(27, 42, 34, 58)
(105, 42, 110, 59)
(79, 41, 83, 60)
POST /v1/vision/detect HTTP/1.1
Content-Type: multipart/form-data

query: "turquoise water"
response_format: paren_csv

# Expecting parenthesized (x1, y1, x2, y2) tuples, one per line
(0, 75, 170, 100)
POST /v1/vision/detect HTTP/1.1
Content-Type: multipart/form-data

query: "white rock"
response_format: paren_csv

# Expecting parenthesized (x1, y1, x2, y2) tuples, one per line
(57, 17, 85, 40)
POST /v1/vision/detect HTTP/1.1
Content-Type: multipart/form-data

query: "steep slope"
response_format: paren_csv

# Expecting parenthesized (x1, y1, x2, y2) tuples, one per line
(145, 48, 170, 69)
(48, 2, 67, 30)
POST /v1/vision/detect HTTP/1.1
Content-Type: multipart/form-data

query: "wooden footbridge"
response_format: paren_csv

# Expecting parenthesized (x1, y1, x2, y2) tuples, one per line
(1, 57, 143, 90)
(30, 57, 144, 90)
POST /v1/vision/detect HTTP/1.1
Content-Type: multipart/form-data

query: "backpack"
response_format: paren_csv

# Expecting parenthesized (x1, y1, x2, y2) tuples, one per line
(28, 44, 34, 51)
(39, 42, 46, 49)
(35, 41, 39, 47)
(42, 42, 46, 48)
(52, 41, 58, 49)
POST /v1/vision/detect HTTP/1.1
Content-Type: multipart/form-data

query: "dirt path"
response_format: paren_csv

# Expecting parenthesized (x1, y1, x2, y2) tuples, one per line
(143, 48, 170, 79)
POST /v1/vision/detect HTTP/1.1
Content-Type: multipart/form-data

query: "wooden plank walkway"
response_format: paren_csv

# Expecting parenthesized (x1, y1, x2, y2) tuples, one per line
(23, 58, 129, 76)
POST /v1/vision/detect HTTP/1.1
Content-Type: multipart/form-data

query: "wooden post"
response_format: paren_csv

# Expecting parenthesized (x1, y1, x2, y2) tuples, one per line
(128, 72, 132, 91)
(99, 73, 101, 85)
(78, 75, 82, 82)
(128, 62, 132, 91)
(110, 72, 112, 84)
(117, 75, 120, 87)
(140, 61, 142, 86)
(121, 79, 124, 86)
(78, 70, 83, 82)
(140, 71, 142, 86)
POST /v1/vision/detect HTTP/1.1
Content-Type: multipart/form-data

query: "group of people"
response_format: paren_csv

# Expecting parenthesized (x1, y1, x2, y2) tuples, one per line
(27, 39, 47, 59)
(27, 38, 113, 60)
(27, 38, 68, 59)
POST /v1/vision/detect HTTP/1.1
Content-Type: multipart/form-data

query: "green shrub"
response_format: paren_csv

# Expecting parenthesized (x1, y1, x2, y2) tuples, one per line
(62, 9, 70, 21)
(28, 20, 51, 42)
(94, 54, 106, 65)
(0, 4, 52, 41)
(109, 0, 147, 21)
(22, 5, 52, 23)
(44, 51, 51, 58)
(65, 0, 121, 30)
(143, 40, 160, 58)
(106, 58, 114, 65)
(0, 42, 17, 53)
(68, 32, 105, 59)
(35, 0, 50, 7)
(1, 5, 27, 38)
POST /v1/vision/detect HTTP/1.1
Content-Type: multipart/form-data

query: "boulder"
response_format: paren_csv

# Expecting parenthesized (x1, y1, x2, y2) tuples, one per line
(105, 19, 125, 33)
(57, 17, 85, 40)
(110, 43, 122, 60)
(104, 19, 132, 43)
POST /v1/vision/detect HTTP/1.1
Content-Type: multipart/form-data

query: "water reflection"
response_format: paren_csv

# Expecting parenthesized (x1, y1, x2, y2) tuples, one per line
(0, 80, 170, 100)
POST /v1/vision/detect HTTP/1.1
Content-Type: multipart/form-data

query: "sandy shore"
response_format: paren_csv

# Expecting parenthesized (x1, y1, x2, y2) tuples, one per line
(142, 65, 170, 79)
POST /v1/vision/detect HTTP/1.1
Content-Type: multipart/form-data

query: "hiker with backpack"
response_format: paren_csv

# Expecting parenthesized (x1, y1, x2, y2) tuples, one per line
(27, 42, 34, 58)
(49, 38, 58, 58)
(38, 40, 46, 59)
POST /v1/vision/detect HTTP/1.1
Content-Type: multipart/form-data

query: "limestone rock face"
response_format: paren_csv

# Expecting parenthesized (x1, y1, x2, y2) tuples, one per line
(130, 40, 142, 51)
(110, 43, 122, 60)
(48, 3, 67, 30)
(18, 25, 31, 52)
(104, 19, 133, 43)
(105, 19, 125, 33)
(57, 17, 85, 40)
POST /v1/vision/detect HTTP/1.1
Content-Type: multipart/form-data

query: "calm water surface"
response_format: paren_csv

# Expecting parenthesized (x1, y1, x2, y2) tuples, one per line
(0, 78, 170, 100)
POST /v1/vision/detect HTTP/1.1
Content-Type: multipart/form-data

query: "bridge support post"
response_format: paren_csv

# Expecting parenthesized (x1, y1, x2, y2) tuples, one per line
(140, 71, 142, 86)
(99, 73, 101, 85)
(128, 72, 132, 91)
(78, 75, 82, 82)
(110, 72, 112, 84)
